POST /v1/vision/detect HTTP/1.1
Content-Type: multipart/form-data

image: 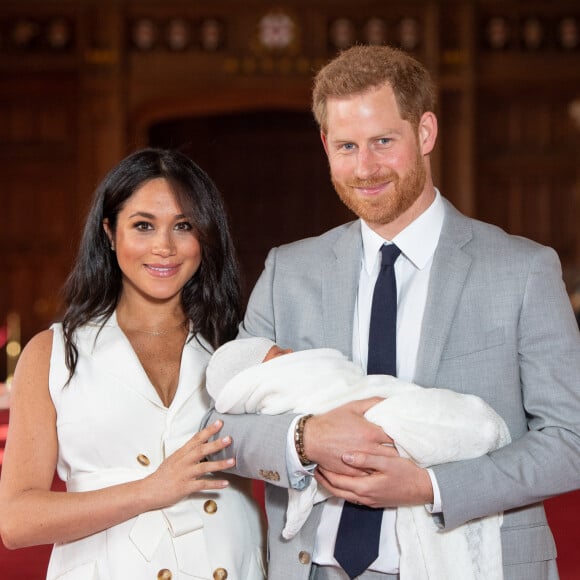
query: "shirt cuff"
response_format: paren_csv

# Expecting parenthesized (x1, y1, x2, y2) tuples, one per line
(286, 415, 316, 490)
(425, 467, 442, 513)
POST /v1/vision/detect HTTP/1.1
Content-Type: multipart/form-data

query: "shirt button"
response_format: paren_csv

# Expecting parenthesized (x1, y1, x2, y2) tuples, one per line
(213, 568, 228, 579)
(137, 454, 150, 466)
(204, 499, 218, 514)
(298, 550, 311, 564)
(157, 569, 172, 580)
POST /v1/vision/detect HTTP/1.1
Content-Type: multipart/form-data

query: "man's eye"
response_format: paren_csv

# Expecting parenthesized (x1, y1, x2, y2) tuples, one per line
(342, 143, 356, 151)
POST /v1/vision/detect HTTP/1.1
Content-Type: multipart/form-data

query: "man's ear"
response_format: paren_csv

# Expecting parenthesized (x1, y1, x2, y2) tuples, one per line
(320, 131, 330, 156)
(418, 112, 438, 156)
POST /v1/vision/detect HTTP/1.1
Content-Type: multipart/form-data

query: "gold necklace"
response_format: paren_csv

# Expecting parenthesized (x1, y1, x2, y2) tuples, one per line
(124, 319, 188, 337)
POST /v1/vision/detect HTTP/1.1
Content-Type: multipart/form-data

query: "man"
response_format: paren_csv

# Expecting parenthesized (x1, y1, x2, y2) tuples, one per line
(210, 45, 580, 579)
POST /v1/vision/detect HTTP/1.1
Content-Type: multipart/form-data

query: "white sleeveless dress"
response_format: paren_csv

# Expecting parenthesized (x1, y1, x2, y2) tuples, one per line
(46, 312, 265, 580)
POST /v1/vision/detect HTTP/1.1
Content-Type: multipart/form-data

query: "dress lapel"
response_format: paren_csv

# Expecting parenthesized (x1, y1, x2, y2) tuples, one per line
(414, 200, 473, 387)
(77, 312, 169, 408)
(168, 334, 212, 417)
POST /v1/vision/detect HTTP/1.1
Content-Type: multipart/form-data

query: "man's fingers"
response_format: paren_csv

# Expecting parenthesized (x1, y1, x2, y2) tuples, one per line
(316, 467, 366, 490)
(342, 448, 399, 469)
(315, 469, 376, 506)
(348, 396, 386, 415)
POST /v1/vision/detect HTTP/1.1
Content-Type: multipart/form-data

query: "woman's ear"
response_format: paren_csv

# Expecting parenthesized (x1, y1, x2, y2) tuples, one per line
(103, 219, 114, 251)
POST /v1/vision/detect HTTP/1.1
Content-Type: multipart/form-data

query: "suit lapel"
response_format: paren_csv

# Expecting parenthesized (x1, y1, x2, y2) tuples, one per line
(414, 200, 473, 387)
(322, 221, 362, 358)
(318, 202, 473, 381)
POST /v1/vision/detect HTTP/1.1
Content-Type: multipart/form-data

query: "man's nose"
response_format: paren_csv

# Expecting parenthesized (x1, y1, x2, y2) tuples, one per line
(354, 147, 380, 179)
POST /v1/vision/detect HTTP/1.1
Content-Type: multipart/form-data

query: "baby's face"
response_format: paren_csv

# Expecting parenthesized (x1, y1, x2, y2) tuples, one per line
(263, 345, 293, 362)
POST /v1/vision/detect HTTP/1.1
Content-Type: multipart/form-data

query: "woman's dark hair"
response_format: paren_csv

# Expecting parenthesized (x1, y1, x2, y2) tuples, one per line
(62, 148, 242, 377)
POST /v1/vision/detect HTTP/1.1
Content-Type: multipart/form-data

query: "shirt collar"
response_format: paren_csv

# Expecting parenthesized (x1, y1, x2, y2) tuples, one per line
(361, 189, 444, 274)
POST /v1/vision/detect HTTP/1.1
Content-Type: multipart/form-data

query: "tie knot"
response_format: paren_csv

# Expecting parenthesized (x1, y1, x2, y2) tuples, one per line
(380, 244, 401, 268)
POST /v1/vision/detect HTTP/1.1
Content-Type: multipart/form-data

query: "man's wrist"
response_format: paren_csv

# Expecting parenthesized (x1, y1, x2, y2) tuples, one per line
(294, 413, 314, 466)
(425, 468, 441, 512)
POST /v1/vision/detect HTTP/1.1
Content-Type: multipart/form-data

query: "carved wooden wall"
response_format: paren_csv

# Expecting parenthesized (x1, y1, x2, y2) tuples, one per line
(1, 0, 579, 378)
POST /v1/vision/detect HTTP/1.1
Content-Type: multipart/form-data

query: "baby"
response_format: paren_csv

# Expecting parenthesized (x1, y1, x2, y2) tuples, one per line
(207, 338, 510, 580)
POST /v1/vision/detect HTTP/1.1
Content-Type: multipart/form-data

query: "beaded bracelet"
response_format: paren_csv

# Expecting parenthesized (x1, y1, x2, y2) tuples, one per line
(294, 414, 314, 466)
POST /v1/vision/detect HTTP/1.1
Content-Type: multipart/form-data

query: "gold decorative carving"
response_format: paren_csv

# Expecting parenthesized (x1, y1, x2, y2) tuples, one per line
(251, 9, 300, 55)
(84, 48, 119, 65)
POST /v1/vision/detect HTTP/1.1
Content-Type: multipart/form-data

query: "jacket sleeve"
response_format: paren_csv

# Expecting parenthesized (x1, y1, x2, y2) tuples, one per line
(205, 248, 300, 488)
(432, 245, 580, 529)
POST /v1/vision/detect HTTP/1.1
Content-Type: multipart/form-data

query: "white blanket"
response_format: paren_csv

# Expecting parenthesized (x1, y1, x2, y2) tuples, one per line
(208, 347, 510, 580)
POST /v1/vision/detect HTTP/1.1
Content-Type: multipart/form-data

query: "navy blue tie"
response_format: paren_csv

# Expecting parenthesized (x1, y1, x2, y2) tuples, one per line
(334, 243, 401, 579)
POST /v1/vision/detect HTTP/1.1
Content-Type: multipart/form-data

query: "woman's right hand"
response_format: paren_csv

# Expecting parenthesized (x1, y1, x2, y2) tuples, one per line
(143, 419, 235, 509)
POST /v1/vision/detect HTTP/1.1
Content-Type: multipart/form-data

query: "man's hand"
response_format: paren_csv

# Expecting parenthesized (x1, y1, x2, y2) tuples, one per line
(315, 453, 434, 508)
(303, 397, 394, 475)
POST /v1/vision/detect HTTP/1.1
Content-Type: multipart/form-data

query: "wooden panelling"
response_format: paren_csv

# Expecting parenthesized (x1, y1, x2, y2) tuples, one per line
(0, 75, 80, 352)
(476, 89, 580, 264)
(1, 0, 579, 354)
(149, 110, 354, 298)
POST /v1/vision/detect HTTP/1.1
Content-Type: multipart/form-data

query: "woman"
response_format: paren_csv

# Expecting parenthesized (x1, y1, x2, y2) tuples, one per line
(0, 149, 265, 579)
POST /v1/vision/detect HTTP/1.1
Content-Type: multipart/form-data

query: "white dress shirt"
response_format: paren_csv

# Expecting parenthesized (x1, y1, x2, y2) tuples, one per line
(288, 191, 445, 573)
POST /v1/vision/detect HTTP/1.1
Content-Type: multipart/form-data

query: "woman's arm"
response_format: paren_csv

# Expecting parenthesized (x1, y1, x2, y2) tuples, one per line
(0, 330, 233, 549)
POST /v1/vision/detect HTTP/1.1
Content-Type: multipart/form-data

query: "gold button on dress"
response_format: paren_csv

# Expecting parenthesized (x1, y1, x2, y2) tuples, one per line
(204, 499, 218, 514)
(157, 569, 172, 580)
(137, 453, 150, 466)
(213, 568, 228, 579)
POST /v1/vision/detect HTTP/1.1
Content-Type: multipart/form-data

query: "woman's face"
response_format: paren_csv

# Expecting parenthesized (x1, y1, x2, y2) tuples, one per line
(104, 177, 202, 304)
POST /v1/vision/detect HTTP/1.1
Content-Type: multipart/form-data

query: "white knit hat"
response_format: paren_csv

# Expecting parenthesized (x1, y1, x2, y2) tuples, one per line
(206, 337, 276, 395)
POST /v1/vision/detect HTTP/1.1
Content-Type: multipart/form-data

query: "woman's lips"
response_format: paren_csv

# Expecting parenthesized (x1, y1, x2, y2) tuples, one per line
(144, 264, 180, 277)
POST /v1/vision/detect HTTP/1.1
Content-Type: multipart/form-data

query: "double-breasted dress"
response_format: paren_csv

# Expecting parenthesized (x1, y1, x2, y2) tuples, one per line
(46, 313, 265, 580)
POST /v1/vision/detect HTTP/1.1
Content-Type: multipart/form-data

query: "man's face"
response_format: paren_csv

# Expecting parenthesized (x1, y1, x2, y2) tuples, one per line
(321, 83, 435, 236)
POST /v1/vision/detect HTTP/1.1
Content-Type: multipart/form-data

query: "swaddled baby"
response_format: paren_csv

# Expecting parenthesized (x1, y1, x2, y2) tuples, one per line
(207, 338, 510, 580)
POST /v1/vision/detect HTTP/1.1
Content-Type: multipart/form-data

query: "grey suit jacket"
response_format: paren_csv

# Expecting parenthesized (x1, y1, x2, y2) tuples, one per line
(211, 198, 580, 580)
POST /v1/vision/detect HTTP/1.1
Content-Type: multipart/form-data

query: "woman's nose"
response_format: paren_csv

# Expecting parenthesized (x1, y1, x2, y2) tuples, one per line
(152, 233, 176, 256)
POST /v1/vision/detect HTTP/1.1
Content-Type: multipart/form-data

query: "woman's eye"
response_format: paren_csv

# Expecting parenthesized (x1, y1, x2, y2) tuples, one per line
(134, 221, 152, 231)
(175, 221, 193, 231)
